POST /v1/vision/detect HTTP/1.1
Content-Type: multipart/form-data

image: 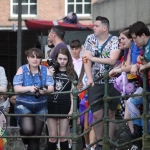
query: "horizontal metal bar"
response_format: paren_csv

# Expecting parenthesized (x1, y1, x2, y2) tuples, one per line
(5, 113, 72, 117)
(2, 135, 72, 138)
(107, 116, 142, 124)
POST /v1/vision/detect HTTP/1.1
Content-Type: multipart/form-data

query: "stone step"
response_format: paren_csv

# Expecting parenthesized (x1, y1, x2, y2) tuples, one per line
(3, 117, 133, 150)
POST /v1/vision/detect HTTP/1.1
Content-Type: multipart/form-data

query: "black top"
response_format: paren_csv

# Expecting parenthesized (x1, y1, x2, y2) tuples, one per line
(48, 70, 77, 104)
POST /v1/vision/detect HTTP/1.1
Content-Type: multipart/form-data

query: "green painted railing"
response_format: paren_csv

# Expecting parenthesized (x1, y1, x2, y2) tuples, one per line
(2, 66, 150, 150)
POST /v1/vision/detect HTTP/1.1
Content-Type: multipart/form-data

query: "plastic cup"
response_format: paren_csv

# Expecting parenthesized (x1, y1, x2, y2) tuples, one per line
(82, 56, 88, 63)
(41, 59, 48, 67)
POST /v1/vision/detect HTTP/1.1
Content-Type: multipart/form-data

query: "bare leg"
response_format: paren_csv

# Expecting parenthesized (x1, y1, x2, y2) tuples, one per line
(59, 118, 69, 142)
(93, 109, 104, 145)
(84, 112, 90, 146)
(66, 124, 72, 148)
(47, 118, 58, 142)
(109, 110, 116, 140)
(89, 126, 95, 148)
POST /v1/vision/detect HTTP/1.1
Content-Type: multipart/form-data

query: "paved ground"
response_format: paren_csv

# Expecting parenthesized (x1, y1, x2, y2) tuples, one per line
(4, 115, 133, 150)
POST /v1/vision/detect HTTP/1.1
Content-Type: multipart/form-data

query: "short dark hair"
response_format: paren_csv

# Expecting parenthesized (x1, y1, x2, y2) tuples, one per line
(96, 16, 110, 30)
(129, 21, 150, 37)
(70, 39, 82, 48)
(27, 47, 43, 59)
(50, 25, 65, 40)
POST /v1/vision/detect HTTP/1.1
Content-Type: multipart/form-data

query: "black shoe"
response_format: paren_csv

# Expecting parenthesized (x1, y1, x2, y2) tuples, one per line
(120, 131, 133, 141)
(95, 144, 102, 150)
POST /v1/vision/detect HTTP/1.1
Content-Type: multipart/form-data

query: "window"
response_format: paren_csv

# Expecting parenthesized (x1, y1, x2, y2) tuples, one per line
(66, 0, 91, 17)
(11, 0, 37, 17)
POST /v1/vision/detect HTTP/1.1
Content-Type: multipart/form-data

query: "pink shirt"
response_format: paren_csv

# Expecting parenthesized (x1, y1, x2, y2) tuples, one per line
(72, 57, 82, 77)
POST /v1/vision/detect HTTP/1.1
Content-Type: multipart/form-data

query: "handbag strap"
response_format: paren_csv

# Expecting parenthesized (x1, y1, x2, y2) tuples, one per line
(95, 35, 112, 58)
(92, 35, 112, 67)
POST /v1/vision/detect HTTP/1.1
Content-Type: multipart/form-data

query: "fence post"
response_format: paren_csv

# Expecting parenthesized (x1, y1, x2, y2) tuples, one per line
(103, 65, 110, 150)
(142, 71, 150, 150)
(72, 80, 79, 150)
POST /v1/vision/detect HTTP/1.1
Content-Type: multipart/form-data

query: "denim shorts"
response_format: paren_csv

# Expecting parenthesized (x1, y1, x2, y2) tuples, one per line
(14, 101, 47, 122)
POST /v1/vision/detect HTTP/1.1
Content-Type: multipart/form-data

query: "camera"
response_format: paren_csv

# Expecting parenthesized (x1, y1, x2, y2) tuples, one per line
(47, 59, 60, 71)
(34, 85, 48, 99)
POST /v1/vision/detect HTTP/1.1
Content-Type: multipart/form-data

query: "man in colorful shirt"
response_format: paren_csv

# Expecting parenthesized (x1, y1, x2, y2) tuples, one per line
(83, 16, 121, 150)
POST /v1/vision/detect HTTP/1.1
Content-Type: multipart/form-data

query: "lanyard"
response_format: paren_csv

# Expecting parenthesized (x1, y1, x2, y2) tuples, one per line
(29, 65, 42, 87)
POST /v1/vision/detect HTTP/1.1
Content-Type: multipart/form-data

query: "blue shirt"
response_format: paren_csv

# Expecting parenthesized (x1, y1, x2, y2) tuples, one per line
(13, 65, 54, 103)
(131, 42, 142, 64)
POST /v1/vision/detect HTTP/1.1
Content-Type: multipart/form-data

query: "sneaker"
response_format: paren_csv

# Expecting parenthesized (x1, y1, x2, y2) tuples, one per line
(24, 144, 28, 150)
(120, 131, 133, 141)
(95, 144, 102, 150)
(130, 145, 141, 150)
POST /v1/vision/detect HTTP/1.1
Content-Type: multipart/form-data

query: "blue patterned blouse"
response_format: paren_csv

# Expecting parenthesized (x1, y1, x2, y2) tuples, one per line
(13, 65, 54, 103)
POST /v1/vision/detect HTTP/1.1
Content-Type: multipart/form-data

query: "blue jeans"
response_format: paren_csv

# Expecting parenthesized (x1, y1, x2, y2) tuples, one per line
(15, 101, 47, 122)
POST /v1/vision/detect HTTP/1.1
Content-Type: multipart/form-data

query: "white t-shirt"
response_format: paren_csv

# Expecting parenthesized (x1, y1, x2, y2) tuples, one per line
(3, 98, 10, 109)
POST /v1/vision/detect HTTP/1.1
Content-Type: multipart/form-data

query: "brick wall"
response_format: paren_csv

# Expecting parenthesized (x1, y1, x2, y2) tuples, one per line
(0, 0, 94, 28)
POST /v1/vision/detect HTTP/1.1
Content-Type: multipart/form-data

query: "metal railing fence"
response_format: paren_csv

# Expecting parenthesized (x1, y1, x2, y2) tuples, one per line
(1, 66, 150, 150)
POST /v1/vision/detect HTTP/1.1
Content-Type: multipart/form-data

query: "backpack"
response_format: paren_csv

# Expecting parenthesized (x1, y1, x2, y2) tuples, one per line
(114, 72, 135, 96)
(63, 12, 78, 24)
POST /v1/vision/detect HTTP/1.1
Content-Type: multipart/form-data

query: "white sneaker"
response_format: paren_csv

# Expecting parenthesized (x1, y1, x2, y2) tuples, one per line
(24, 144, 28, 150)
(130, 145, 139, 150)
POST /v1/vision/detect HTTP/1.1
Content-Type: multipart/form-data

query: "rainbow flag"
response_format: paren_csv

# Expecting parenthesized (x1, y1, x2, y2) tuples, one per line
(0, 126, 7, 150)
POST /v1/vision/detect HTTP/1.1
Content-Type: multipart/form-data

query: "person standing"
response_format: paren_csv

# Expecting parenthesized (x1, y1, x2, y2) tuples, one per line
(70, 39, 82, 77)
(13, 48, 54, 150)
(47, 25, 68, 60)
(0, 67, 7, 93)
(47, 48, 77, 150)
(83, 16, 121, 150)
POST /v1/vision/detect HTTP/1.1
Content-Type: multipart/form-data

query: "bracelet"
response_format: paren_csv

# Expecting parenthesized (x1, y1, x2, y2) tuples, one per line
(136, 62, 143, 65)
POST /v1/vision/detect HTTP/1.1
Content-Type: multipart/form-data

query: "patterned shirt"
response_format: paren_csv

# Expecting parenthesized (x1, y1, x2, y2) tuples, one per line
(143, 38, 150, 62)
(13, 65, 54, 103)
(84, 34, 119, 84)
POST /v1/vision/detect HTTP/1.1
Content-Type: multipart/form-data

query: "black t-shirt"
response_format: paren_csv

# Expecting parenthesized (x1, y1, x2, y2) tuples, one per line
(50, 42, 68, 61)
(48, 70, 77, 104)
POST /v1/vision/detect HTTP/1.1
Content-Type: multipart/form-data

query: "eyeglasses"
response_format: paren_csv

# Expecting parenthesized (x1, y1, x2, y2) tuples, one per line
(30, 56, 42, 59)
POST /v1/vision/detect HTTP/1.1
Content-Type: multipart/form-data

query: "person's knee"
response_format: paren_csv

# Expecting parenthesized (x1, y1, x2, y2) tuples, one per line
(60, 138, 67, 142)
(59, 131, 66, 137)
(49, 138, 57, 143)
(109, 110, 115, 119)
(48, 131, 57, 142)
(21, 127, 34, 135)
(59, 132, 67, 142)
(93, 110, 103, 120)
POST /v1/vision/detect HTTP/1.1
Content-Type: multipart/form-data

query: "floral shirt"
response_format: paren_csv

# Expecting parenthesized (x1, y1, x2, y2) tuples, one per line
(84, 34, 119, 84)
